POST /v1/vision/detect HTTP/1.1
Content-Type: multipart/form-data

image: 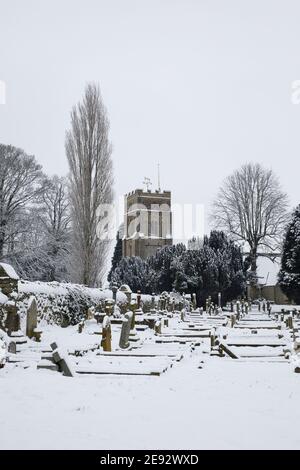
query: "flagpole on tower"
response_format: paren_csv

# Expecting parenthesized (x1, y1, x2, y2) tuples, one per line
(157, 163, 161, 192)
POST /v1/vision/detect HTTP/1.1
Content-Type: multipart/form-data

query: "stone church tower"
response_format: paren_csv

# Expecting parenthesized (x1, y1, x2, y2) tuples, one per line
(122, 188, 172, 259)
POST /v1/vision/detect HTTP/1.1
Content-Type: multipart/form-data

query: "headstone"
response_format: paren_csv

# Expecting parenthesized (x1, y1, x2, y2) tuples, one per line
(119, 311, 133, 349)
(78, 321, 84, 333)
(210, 328, 216, 348)
(101, 315, 112, 352)
(87, 306, 95, 320)
(51, 343, 74, 377)
(151, 293, 156, 310)
(218, 292, 221, 308)
(4, 304, 20, 335)
(154, 320, 162, 334)
(113, 304, 121, 318)
(192, 293, 197, 310)
(119, 284, 132, 304)
(111, 283, 118, 304)
(180, 308, 186, 321)
(137, 290, 141, 310)
(26, 296, 38, 339)
(219, 342, 239, 359)
(8, 341, 16, 354)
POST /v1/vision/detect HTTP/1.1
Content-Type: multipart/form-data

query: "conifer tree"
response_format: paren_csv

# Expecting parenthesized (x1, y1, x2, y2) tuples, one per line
(278, 205, 300, 304)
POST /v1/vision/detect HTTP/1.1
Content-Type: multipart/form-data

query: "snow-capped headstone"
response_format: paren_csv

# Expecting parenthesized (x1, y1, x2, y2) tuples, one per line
(50, 342, 74, 377)
(87, 306, 95, 320)
(119, 311, 133, 349)
(111, 283, 118, 304)
(101, 315, 112, 352)
(154, 320, 162, 334)
(119, 284, 132, 303)
(193, 293, 197, 310)
(113, 304, 121, 318)
(26, 296, 38, 339)
(218, 292, 221, 308)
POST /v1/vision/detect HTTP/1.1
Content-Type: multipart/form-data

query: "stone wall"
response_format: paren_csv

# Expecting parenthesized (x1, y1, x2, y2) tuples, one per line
(248, 284, 290, 304)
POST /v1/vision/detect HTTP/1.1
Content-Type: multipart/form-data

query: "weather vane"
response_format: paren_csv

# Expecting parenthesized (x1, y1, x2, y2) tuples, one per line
(143, 177, 152, 191)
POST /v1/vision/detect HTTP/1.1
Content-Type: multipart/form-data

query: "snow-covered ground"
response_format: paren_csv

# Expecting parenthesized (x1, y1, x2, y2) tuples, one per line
(1, 309, 300, 450)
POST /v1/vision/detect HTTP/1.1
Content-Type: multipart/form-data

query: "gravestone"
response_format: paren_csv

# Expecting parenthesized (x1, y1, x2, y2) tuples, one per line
(135, 291, 144, 318)
(50, 342, 74, 377)
(26, 296, 38, 339)
(151, 293, 156, 310)
(101, 315, 112, 352)
(119, 284, 132, 304)
(119, 311, 133, 349)
(111, 283, 118, 304)
(180, 308, 186, 321)
(113, 304, 121, 318)
(87, 306, 95, 320)
(137, 290, 141, 309)
(4, 304, 20, 335)
(8, 341, 16, 354)
(192, 293, 197, 310)
(154, 320, 162, 334)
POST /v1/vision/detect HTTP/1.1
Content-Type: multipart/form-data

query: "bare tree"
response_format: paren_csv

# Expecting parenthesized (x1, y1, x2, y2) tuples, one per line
(65, 83, 113, 286)
(212, 163, 288, 279)
(0, 144, 44, 259)
(37, 175, 71, 281)
(6, 176, 71, 281)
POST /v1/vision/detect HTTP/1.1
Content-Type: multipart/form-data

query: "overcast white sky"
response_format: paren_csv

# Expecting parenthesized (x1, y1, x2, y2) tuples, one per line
(1, 0, 300, 281)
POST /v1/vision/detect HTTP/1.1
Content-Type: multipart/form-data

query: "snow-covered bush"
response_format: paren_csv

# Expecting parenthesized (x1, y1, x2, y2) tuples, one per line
(18, 280, 127, 326)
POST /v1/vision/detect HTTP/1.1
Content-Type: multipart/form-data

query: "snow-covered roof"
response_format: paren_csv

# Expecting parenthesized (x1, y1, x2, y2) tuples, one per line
(0, 263, 19, 280)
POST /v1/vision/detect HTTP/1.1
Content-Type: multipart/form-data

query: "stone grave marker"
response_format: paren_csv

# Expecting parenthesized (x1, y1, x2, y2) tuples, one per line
(101, 315, 112, 352)
(8, 341, 16, 354)
(119, 311, 133, 349)
(26, 296, 38, 339)
(50, 342, 74, 377)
